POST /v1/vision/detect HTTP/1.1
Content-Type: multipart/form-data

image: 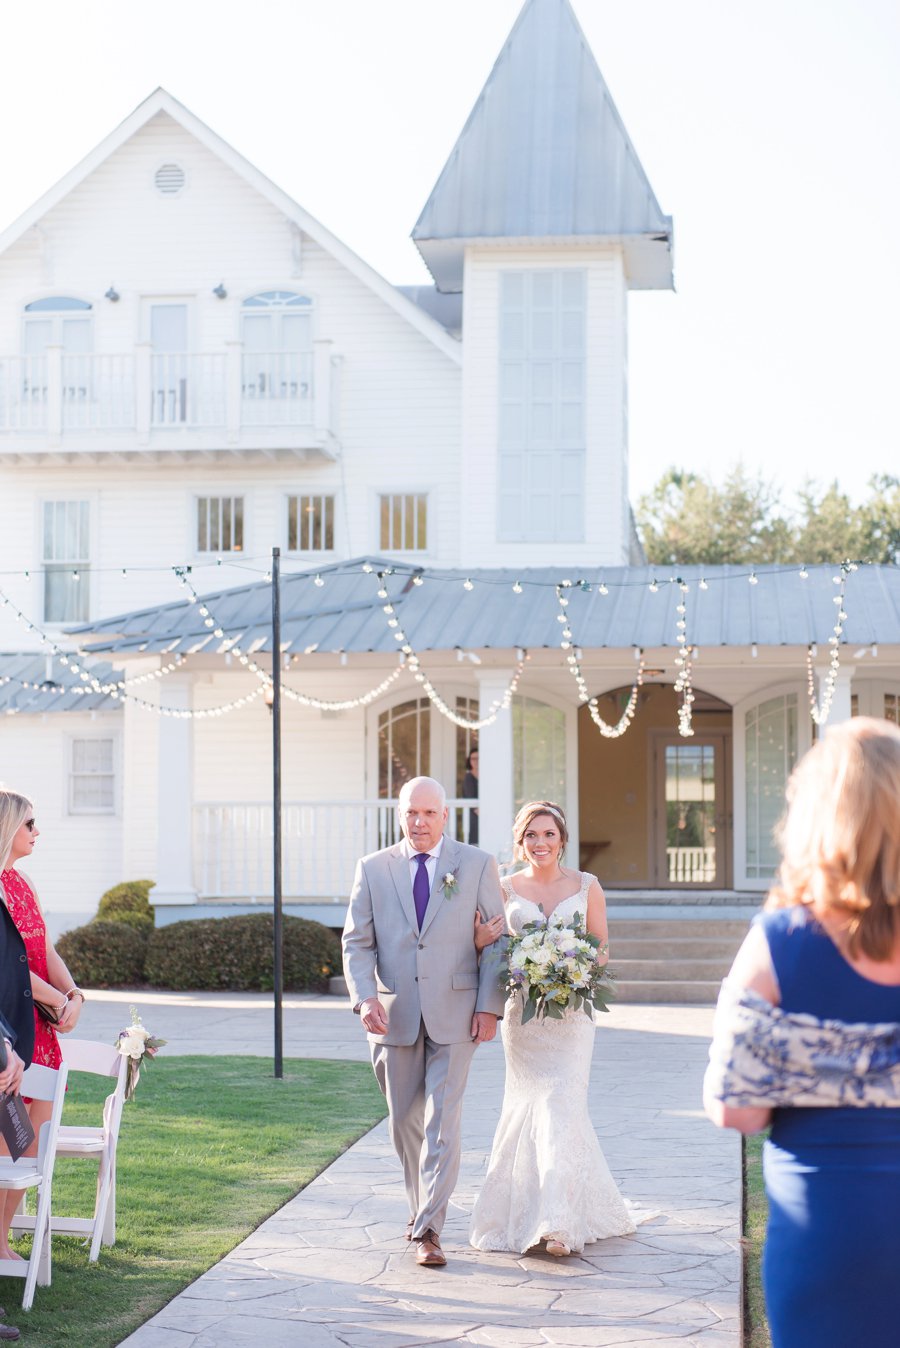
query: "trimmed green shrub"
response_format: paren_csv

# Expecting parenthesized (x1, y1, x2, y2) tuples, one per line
(57, 921, 149, 988)
(145, 913, 340, 992)
(95, 879, 156, 932)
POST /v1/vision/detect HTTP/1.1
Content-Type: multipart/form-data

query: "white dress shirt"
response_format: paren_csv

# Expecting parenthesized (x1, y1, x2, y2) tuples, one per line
(403, 836, 444, 893)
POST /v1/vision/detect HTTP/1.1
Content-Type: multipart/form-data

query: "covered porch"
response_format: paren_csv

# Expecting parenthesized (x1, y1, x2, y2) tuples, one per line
(70, 558, 900, 924)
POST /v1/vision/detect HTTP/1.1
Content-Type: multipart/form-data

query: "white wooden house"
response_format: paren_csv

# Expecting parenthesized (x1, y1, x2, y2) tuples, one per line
(1, 0, 898, 934)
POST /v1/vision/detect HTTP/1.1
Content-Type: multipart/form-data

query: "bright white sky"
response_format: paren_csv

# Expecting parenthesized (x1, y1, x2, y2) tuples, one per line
(1, 0, 898, 506)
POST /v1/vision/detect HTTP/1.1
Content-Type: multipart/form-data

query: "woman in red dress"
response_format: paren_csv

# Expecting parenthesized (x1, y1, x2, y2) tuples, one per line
(0, 788, 84, 1262)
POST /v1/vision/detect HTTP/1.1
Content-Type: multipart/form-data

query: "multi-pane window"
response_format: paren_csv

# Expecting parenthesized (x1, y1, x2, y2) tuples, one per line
(69, 738, 115, 814)
(43, 500, 90, 623)
(498, 269, 586, 542)
(242, 292, 313, 423)
(885, 692, 899, 724)
(288, 494, 334, 552)
(745, 694, 798, 879)
(378, 697, 430, 798)
(197, 496, 244, 553)
(380, 494, 427, 551)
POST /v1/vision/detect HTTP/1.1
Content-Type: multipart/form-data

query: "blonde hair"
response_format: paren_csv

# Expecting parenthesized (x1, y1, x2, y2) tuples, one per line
(512, 800, 569, 861)
(766, 717, 900, 960)
(0, 787, 33, 872)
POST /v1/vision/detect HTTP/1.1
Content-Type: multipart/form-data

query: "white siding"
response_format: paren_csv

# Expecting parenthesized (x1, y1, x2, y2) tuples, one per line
(0, 111, 461, 652)
(0, 711, 124, 926)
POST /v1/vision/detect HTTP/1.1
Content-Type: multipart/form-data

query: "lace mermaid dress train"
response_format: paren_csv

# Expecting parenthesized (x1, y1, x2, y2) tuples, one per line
(469, 872, 635, 1254)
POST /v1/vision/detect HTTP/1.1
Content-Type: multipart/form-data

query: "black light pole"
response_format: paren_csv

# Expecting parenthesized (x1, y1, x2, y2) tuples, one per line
(271, 546, 284, 1079)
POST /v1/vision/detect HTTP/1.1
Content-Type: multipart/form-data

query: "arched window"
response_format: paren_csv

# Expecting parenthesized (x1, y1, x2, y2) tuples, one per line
(19, 298, 93, 421)
(241, 292, 313, 421)
(378, 697, 430, 799)
(23, 297, 92, 354)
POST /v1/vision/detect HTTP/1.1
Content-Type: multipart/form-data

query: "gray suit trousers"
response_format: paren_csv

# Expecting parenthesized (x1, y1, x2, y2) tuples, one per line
(371, 1021, 477, 1239)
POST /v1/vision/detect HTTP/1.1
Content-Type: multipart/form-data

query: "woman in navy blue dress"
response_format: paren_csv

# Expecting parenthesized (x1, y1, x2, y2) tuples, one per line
(706, 717, 900, 1348)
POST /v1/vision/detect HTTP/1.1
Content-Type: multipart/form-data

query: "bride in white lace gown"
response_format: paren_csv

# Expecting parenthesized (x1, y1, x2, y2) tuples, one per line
(470, 801, 636, 1256)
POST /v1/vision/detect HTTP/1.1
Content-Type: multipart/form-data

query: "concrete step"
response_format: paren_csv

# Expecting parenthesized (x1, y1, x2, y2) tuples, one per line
(610, 919, 751, 941)
(330, 975, 349, 997)
(604, 889, 761, 907)
(612, 937, 743, 960)
(613, 980, 721, 1005)
(611, 957, 733, 981)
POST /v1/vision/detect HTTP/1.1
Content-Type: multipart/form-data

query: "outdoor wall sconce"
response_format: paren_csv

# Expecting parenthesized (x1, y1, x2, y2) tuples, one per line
(213, 282, 227, 299)
(104, 285, 120, 302)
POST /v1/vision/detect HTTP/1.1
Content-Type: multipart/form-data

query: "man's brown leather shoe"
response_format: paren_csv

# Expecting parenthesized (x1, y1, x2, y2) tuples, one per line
(405, 1217, 414, 1241)
(414, 1228, 446, 1267)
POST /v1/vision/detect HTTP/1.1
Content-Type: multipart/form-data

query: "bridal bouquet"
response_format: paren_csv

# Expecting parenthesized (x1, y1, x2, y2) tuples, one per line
(115, 1006, 167, 1101)
(501, 912, 615, 1023)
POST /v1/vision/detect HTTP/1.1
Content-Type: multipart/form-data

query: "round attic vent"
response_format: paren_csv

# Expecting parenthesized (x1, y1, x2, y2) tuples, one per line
(154, 163, 186, 196)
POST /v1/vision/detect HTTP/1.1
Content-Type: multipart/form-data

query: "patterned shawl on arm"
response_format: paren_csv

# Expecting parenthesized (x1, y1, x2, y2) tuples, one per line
(704, 979, 900, 1108)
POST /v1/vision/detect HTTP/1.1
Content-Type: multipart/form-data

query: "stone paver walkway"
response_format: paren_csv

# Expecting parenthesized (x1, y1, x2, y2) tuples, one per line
(77, 994, 739, 1347)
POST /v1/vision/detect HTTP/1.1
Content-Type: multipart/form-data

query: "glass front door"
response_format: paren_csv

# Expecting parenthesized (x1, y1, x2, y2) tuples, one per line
(654, 734, 730, 887)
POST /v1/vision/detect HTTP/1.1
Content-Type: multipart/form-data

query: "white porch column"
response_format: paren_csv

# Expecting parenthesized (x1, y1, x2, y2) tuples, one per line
(822, 666, 854, 727)
(476, 670, 515, 862)
(152, 676, 197, 907)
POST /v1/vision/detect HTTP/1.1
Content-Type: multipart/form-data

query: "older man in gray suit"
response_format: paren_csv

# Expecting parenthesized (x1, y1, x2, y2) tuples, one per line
(342, 775, 506, 1267)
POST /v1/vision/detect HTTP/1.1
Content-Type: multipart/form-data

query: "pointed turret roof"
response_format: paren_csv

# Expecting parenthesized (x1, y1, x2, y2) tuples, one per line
(413, 0, 673, 292)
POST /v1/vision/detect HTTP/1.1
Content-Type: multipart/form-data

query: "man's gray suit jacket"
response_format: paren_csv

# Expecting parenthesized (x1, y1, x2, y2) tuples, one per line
(342, 835, 507, 1046)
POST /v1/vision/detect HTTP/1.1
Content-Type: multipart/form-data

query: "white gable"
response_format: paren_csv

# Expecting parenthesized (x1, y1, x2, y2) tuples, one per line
(0, 89, 460, 364)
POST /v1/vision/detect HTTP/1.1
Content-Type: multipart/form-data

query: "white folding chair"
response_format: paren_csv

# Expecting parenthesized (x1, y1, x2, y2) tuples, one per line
(12, 1039, 128, 1262)
(0, 1061, 69, 1309)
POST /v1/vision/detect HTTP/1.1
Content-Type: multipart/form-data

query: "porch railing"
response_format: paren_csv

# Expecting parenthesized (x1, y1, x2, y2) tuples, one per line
(193, 798, 476, 899)
(667, 845, 716, 884)
(0, 346, 326, 438)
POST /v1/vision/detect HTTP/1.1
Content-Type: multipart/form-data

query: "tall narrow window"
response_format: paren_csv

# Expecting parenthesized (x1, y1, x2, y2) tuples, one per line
(380, 493, 427, 551)
(745, 694, 798, 879)
(287, 494, 334, 552)
(242, 291, 313, 425)
(885, 692, 899, 724)
(378, 697, 430, 798)
(512, 695, 567, 809)
(69, 738, 115, 814)
(43, 500, 90, 623)
(197, 496, 244, 553)
(22, 298, 93, 422)
(498, 269, 585, 542)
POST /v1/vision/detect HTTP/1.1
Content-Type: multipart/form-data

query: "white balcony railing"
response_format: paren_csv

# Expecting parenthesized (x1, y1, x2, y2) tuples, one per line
(667, 846, 716, 884)
(0, 345, 329, 441)
(194, 798, 477, 899)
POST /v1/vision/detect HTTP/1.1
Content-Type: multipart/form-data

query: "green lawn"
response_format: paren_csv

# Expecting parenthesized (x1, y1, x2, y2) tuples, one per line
(743, 1133, 770, 1348)
(8, 1056, 387, 1347)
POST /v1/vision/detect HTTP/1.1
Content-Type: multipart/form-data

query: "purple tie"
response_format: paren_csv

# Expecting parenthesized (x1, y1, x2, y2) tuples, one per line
(413, 853, 431, 929)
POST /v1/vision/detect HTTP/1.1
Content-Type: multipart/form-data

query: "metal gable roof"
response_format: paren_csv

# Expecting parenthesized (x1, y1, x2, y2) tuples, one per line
(68, 560, 900, 658)
(0, 654, 122, 714)
(412, 0, 673, 292)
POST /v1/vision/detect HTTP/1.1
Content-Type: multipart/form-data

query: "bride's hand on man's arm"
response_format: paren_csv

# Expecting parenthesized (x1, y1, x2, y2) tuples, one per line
(474, 912, 506, 949)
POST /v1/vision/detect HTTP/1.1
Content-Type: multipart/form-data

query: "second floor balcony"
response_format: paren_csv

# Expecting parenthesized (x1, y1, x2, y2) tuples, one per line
(0, 340, 339, 461)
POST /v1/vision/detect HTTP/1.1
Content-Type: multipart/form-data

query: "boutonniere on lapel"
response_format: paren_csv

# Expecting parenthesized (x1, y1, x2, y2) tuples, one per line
(441, 869, 460, 900)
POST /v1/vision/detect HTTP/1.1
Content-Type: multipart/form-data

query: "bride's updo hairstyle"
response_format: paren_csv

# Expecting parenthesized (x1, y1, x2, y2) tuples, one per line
(766, 717, 900, 960)
(512, 801, 569, 862)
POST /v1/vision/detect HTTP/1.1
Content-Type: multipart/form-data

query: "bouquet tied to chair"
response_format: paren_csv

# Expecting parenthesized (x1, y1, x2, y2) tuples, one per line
(115, 1006, 167, 1101)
